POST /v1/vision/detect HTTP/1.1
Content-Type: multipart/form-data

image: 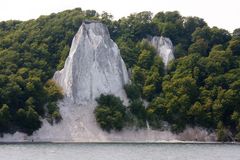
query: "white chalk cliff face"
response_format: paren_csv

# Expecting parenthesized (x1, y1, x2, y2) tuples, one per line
(53, 21, 129, 105)
(150, 36, 175, 67)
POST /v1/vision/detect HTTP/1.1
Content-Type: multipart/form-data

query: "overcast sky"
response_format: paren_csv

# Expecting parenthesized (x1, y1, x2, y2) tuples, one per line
(0, 0, 239, 32)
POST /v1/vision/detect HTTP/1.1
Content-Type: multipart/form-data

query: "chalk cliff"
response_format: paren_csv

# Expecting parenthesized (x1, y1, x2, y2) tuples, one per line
(53, 21, 129, 105)
(149, 36, 175, 67)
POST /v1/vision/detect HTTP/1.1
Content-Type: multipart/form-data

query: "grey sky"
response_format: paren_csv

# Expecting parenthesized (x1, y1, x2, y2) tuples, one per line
(0, 0, 239, 32)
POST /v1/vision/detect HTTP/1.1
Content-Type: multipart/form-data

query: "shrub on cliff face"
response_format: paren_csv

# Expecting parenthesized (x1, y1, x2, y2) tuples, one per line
(46, 102, 62, 124)
(94, 94, 126, 132)
(94, 94, 148, 130)
(128, 100, 147, 128)
(124, 83, 141, 101)
(44, 80, 63, 102)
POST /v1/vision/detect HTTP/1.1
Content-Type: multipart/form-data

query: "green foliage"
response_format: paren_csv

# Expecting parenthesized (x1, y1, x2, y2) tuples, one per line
(146, 97, 166, 129)
(142, 36, 240, 139)
(47, 102, 58, 115)
(0, 8, 98, 134)
(191, 26, 231, 51)
(46, 102, 62, 124)
(116, 38, 138, 68)
(153, 11, 184, 44)
(44, 80, 63, 102)
(228, 39, 240, 56)
(137, 49, 155, 69)
(16, 107, 41, 135)
(132, 66, 146, 87)
(124, 83, 141, 101)
(235, 132, 240, 142)
(174, 43, 187, 58)
(233, 28, 240, 37)
(0, 104, 10, 132)
(129, 100, 146, 119)
(183, 17, 207, 35)
(188, 38, 208, 56)
(143, 84, 156, 101)
(216, 122, 232, 141)
(128, 100, 146, 127)
(52, 111, 62, 123)
(94, 94, 126, 132)
(136, 39, 156, 69)
(116, 11, 157, 41)
(131, 40, 164, 101)
(1, 8, 240, 141)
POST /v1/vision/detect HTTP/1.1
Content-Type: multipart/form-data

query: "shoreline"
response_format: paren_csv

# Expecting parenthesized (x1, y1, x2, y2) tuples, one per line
(0, 141, 239, 145)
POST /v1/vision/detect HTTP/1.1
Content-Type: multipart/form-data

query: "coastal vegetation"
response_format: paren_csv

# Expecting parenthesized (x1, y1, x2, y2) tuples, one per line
(1, 8, 240, 141)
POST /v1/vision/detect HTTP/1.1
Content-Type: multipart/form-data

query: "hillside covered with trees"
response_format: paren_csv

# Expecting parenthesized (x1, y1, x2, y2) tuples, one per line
(0, 8, 240, 141)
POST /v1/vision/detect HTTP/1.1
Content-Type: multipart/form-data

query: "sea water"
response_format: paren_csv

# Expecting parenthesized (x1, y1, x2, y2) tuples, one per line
(0, 143, 239, 160)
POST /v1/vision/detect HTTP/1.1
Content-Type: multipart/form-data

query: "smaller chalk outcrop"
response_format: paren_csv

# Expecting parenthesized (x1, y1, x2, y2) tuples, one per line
(149, 36, 175, 67)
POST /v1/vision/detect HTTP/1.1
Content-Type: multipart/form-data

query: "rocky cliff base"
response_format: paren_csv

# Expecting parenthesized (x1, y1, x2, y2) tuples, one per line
(0, 97, 216, 142)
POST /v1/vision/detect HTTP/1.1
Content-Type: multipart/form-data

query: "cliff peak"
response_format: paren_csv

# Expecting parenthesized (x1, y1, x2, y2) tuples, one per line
(53, 22, 129, 105)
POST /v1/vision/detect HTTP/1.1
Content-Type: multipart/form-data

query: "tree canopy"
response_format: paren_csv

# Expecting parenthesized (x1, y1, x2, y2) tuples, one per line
(1, 8, 240, 141)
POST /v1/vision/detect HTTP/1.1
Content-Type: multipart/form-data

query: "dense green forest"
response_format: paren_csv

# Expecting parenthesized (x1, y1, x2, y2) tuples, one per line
(0, 8, 240, 141)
